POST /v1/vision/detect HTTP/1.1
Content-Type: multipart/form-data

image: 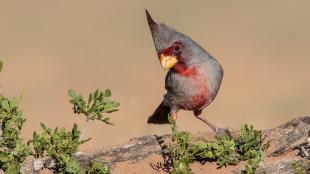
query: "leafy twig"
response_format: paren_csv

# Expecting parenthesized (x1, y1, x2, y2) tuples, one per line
(68, 89, 119, 125)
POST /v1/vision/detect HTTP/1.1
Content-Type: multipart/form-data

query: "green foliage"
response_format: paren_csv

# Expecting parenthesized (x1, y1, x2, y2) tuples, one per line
(0, 62, 114, 173)
(212, 133, 239, 167)
(292, 162, 306, 174)
(236, 124, 268, 174)
(236, 124, 268, 160)
(85, 161, 111, 174)
(241, 157, 261, 174)
(0, 96, 31, 173)
(168, 115, 194, 174)
(167, 115, 268, 173)
(190, 132, 239, 167)
(29, 123, 89, 173)
(68, 89, 119, 124)
(27, 89, 118, 173)
(169, 130, 194, 174)
(190, 141, 213, 160)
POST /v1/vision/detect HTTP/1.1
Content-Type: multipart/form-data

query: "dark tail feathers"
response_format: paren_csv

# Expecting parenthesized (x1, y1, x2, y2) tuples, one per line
(147, 101, 170, 124)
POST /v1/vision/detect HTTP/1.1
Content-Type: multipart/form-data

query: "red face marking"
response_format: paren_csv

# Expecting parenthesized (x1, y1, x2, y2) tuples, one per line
(160, 46, 174, 56)
(159, 42, 183, 57)
(159, 42, 197, 77)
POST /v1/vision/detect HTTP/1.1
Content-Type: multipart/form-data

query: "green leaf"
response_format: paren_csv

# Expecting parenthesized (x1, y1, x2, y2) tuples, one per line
(88, 93, 93, 105)
(104, 89, 111, 97)
(72, 123, 79, 139)
(40, 123, 48, 132)
(68, 89, 77, 98)
(93, 89, 99, 99)
(98, 91, 104, 100)
(10, 98, 20, 108)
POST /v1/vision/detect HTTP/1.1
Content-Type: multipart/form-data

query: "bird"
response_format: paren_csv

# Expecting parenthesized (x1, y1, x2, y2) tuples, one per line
(145, 9, 224, 132)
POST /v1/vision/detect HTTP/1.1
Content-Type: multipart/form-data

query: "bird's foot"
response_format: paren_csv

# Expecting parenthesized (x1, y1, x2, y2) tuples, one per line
(213, 127, 233, 137)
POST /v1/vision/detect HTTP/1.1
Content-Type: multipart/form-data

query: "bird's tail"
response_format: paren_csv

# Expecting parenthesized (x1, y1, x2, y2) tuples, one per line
(147, 101, 170, 124)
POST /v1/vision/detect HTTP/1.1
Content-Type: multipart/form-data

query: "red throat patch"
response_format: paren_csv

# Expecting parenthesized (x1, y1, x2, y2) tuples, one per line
(173, 63, 198, 77)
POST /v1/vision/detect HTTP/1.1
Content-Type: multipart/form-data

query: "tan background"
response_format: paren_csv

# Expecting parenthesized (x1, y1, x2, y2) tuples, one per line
(0, 1, 309, 150)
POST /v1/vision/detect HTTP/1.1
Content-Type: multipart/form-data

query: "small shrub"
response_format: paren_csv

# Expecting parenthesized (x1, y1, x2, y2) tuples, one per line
(0, 96, 31, 173)
(29, 123, 88, 173)
(0, 62, 113, 173)
(236, 124, 268, 160)
(167, 115, 269, 173)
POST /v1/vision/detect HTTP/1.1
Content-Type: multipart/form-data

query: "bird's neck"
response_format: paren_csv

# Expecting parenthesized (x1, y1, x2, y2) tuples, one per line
(173, 63, 198, 77)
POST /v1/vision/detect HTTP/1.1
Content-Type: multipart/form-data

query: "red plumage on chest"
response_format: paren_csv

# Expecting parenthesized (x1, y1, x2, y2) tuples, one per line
(173, 64, 210, 110)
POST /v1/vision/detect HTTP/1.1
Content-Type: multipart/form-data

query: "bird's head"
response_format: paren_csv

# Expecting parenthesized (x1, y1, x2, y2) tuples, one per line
(146, 9, 207, 70)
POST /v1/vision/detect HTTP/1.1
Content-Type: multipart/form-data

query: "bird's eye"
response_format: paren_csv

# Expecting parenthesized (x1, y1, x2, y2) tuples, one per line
(173, 44, 181, 53)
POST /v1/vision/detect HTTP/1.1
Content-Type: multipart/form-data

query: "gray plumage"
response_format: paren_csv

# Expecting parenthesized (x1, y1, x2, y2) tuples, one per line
(146, 9, 223, 124)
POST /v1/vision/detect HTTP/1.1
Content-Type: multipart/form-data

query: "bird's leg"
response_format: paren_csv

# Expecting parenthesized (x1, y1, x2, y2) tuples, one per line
(195, 114, 217, 131)
(195, 114, 227, 135)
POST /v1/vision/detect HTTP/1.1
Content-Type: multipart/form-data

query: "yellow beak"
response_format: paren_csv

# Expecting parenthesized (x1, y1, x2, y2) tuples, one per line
(159, 54, 178, 70)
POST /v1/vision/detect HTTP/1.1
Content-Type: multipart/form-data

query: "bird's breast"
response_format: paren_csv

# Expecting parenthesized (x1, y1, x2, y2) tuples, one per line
(166, 67, 213, 111)
(178, 77, 210, 111)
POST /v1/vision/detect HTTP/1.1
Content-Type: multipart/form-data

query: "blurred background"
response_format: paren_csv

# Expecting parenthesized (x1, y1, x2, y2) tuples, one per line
(0, 1, 309, 150)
